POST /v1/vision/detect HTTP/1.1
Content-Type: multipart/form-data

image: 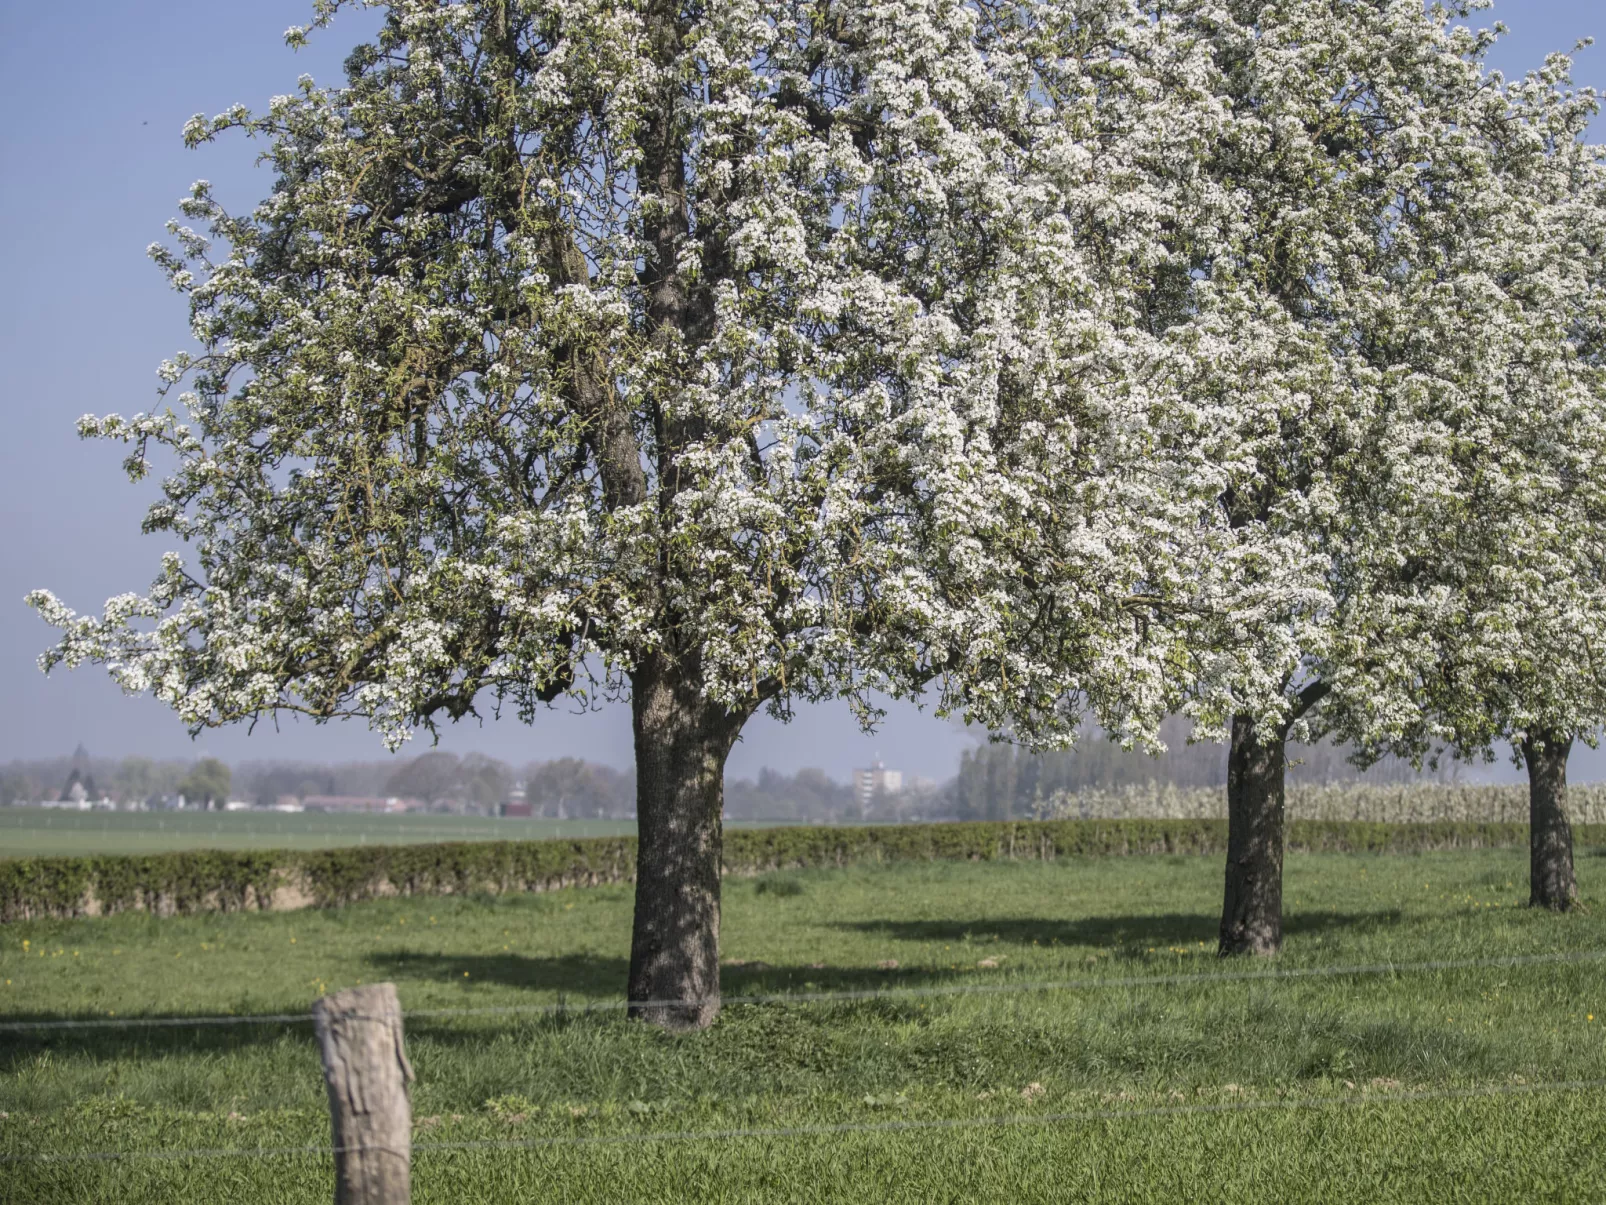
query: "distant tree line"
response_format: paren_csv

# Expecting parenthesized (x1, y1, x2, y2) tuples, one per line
(0, 748, 235, 808)
(3, 724, 1454, 821)
(726, 768, 856, 823)
(952, 720, 1448, 822)
(235, 759, 395, 806)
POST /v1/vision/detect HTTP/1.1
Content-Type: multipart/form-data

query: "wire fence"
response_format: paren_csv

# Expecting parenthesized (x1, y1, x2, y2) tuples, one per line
(3, 946, 1603, 1032)
(5, 1076, 1603, 1165)
(7, 945, 1606, 1181)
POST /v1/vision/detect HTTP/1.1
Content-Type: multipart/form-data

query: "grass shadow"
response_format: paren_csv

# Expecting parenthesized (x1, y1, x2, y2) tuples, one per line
(0, 952, 979, 1068)
(360, 949, 989, 1001)
(365, 949, 627, 997)
(833, 909, 1405, 951)
(0, 910, 1410, 1069)
(0, 1015, 324, 1075)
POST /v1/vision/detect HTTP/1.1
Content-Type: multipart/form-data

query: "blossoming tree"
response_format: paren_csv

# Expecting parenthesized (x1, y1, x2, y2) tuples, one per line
(1376, 56, 1606, 912)
(1134, 0, 1536, 954)
(955, 0, 1553, 956)
(1184, 3, 1606, 953)
(28, 0, 1230, 1025)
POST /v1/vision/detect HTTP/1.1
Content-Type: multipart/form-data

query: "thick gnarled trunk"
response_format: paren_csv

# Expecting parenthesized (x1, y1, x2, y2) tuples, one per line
(1524, 730, 1577, 912)
(627, 654, 744, 1030)
(1220, 713, 1287, 956)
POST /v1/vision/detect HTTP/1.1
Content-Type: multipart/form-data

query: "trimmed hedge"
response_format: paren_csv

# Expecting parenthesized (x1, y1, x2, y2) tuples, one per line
(294, 837, 638, 908)
(2, 818, 1598, 922)
(0, 850, 280, 921)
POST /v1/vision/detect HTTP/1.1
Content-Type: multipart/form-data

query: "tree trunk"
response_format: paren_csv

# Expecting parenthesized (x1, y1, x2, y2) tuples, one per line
(1523, 730, 1577, 912)
(627, 653, 745, 1030)
(1219, 713, 1287, 956)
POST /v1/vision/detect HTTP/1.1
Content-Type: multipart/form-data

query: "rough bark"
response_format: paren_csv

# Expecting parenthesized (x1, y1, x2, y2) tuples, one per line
(627, 653, 746, 1030)
(1523, 730, 1578, 912)
(1219, 713, 1288, 956)
(311, 982, 414, 1205)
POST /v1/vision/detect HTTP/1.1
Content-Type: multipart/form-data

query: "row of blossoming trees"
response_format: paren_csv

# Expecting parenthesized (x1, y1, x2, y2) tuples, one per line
(30, 0, 1606, 1028)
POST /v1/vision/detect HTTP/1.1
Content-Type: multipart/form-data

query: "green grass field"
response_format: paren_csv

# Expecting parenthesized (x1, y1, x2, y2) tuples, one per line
(5, 849, 1606, 1202)
(0, 807, 813, 857)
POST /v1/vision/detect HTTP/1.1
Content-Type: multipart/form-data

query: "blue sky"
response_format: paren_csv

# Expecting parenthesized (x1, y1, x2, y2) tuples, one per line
(0, 1, 1599, 780)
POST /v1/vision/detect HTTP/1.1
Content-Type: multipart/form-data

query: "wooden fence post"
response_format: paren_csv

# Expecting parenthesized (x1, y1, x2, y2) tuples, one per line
(312, 982, 414, 1205)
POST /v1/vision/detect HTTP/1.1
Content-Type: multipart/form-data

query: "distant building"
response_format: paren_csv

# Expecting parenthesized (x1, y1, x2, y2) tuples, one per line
(59, 769, 97, 806)
(301, 795, 413, 814)
(58, 743, 96, 803)
(501, 780, 532, 818)
(852, 761, 902, 808)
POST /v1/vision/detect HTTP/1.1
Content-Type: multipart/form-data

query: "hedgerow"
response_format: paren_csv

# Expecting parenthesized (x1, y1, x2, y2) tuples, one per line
(2, 819, 1598, 922)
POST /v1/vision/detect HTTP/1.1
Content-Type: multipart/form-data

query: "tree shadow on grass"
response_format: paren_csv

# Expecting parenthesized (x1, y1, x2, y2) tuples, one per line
(833, 909, 1405, 952)
(0, 911, 1405, 1068)
(365, 950, 627, 998)
(360, 949, 980, 1002)
(0, 1014, 324, 1074)
(0, 953, 979, 1069)
(0, 953, 630, 1070)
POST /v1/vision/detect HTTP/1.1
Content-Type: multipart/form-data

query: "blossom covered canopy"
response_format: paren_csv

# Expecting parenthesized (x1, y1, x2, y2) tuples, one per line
(28, 0, 1237, 749)
(1114, 0, 1596, 752)
(1382, 52, 1606, 762)
(890, 0, 1579, 755)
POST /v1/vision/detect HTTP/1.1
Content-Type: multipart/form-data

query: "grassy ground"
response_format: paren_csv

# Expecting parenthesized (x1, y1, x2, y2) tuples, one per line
(4, 849, 1606, 1201)
(0, 807, 811, 857)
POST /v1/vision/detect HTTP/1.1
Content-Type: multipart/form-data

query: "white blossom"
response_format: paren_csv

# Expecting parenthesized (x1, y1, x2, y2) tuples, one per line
(30, 0, 1238, 754)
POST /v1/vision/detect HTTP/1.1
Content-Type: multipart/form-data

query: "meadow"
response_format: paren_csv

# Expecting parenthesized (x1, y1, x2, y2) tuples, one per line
(0, 807, 803, 858)
(4, 848, 1606, 1202)
(9, 782, 1603, 860)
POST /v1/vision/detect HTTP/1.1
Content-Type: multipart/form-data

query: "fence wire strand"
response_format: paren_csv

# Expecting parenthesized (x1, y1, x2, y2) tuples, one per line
(5, 1077, 1603, 1165)
(3, 946, 1603, 1032)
